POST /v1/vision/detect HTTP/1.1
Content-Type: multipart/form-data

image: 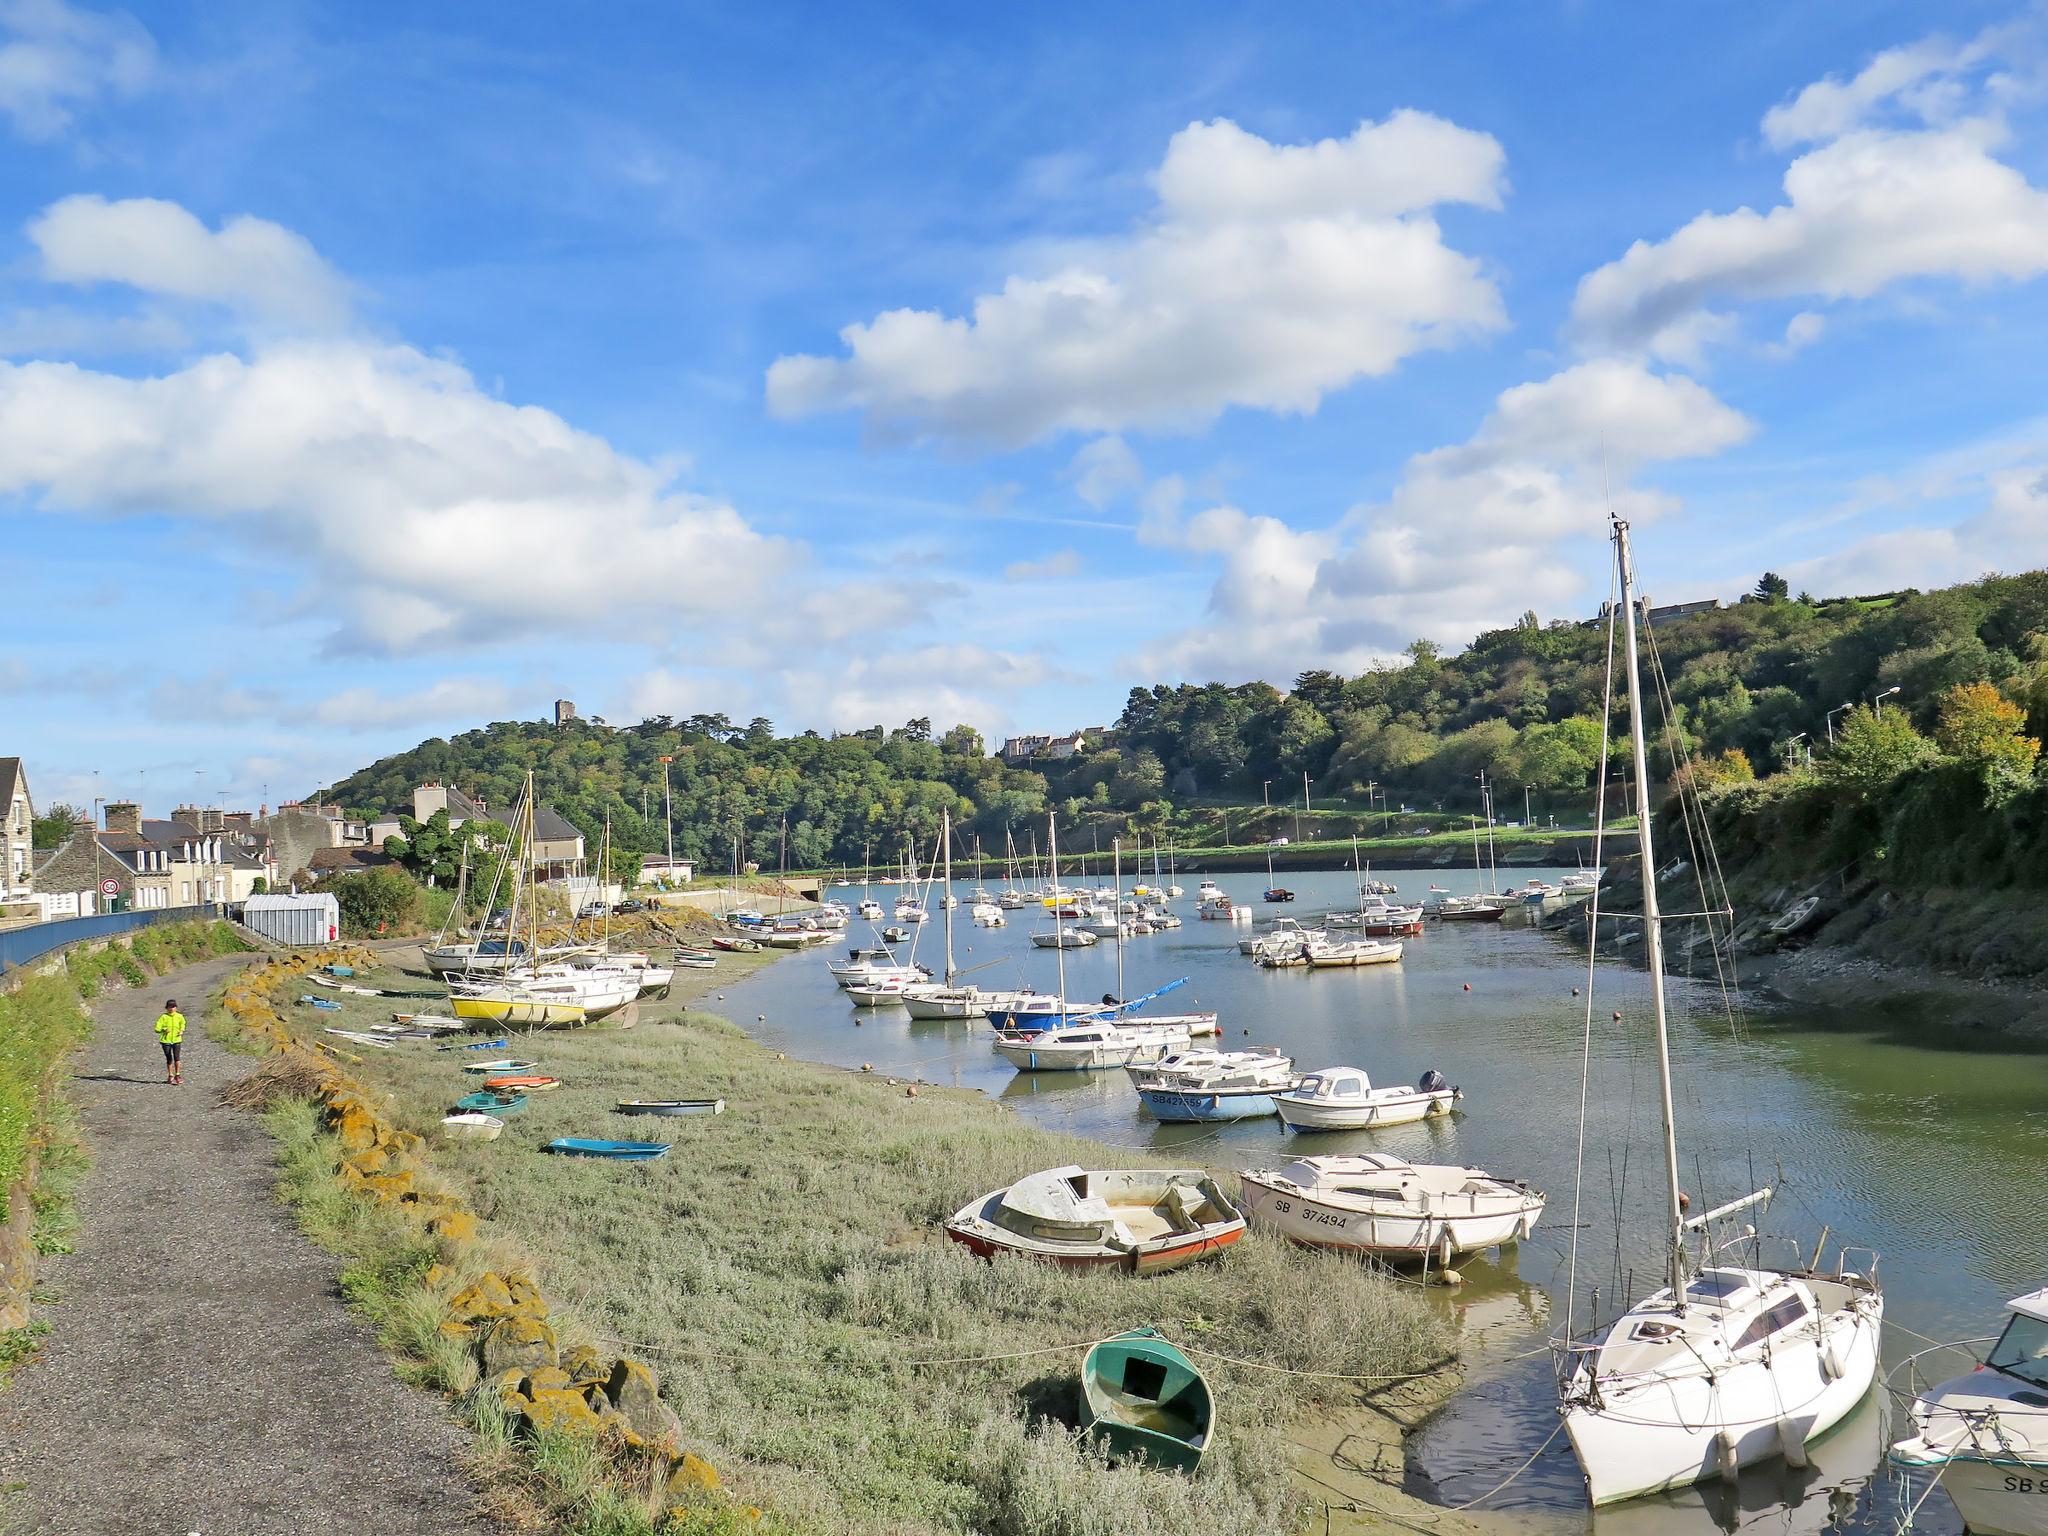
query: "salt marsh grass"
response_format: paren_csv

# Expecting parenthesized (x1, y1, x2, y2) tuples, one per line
(308, 969, 1456, 1535)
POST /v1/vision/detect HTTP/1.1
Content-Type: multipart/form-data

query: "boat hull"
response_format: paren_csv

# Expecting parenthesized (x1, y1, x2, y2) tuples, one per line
(943, 1221, 1242, 1276)
(1080, 1330, 1213, 1473)
(1895, 1456, 2048, 1536)
(1275, 1088, 1455, 1130)
(1137, 1088, 1279, 1122)
(616, 1099, 724, 1116)
(450, 995, 588, 1026)
(1237, 1174, 1539, 1257)
(1565, 1299, 1882, 1505)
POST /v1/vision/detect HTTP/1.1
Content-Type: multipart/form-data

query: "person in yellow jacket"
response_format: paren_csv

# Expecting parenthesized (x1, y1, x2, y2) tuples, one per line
(153, 999, 187, 1085)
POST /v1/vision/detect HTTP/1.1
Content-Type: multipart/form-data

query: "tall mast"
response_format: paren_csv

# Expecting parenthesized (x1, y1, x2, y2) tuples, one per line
(1049, 812, 1068, 1016)
(1615, 517, 1688, 1306)
(1113, 836, 1125, 1002)
(942, 809, 955, 984)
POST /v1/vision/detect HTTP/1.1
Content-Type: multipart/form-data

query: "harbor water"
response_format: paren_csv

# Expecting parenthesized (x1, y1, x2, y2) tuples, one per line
(716, 866, 2048, 1533)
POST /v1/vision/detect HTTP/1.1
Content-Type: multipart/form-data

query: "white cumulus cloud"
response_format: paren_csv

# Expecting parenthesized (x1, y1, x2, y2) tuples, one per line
(767, 111, 1507, 448)
(0, 0, 152, 140)
(1573, 25, 2048, 361)
(1136, 362, 1755, 681)
(30, 195, 356, 330)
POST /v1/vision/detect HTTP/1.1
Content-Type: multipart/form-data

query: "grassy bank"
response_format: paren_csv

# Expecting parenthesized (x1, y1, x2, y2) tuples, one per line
(279, 952, 1461, 1536)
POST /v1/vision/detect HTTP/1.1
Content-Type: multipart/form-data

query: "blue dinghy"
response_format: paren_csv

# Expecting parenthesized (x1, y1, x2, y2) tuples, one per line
(456, 1091, 527, 1115)
(545, 1138, 669, 1161)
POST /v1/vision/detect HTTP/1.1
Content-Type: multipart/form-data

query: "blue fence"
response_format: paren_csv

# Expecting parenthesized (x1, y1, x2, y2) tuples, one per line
(0, 905, 223, 977)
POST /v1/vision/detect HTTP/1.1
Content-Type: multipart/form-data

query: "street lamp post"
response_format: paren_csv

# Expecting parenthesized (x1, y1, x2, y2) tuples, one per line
(1825, 703, 1852, 746)
(1523, 783, 1533, 827)
(1872, 685, 1901, 716)
(1788, 732, 1812, 769)
(659, 756, 675, 882)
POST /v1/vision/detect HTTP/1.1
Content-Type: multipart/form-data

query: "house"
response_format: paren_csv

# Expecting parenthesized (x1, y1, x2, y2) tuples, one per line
(1042, 731, 1090, 760)
(367, 782, 585, 879)
(34, 814, 175, 915)
(0, 758, 33, 904)
(637, 854, 696, 885)
(999, 735, 1050, 763)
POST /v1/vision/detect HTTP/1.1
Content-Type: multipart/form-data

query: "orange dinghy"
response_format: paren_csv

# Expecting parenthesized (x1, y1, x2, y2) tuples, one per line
(482, 1074, 560, 1092)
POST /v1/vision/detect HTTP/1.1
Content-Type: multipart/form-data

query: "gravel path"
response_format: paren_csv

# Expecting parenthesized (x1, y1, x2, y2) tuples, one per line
(0, 957, 488, 1536)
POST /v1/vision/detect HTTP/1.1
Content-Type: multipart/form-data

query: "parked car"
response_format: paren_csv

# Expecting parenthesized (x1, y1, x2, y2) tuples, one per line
(615, 898, 645, 914)
(1268, 836, 1290, 846)
(578, 901, 611, 918)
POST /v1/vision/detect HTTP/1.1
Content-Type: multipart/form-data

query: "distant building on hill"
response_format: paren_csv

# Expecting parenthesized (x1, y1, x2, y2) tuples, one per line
(1000, 734, 1051, 762)
(554, 699, 577, 726)
(1000, 729, 1101, 762)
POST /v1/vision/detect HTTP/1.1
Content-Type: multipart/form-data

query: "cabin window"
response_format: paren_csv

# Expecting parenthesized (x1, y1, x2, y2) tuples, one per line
(1735, 1296, 1811, 1352)
(1333, 1080, 1361, 1097)
(1989, 1316, 2048, 1388)
(1063, 1173, 1090, 1201)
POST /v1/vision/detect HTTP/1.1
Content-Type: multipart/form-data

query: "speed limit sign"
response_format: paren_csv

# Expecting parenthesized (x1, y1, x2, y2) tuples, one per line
(99, 878, 120, 896)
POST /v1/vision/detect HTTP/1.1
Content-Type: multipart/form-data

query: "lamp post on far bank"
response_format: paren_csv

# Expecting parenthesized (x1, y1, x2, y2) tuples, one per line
(1873, 685, 1901, 716)
(1825, 703, 1852, 745)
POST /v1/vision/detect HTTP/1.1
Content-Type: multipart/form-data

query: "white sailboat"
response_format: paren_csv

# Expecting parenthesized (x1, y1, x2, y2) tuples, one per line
(1556, 514, 1883, 1507)
(901, 813, 990, 1020)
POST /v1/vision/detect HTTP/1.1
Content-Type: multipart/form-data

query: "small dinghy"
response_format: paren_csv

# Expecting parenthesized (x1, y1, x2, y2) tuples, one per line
(711, 935, 760, 952)
(483, 1073, 559, 1092)
(945, 1166, 1244, 1275)
(673, 955, 716, 970)
(309, 974, 342, 989)
(463, 1058, 538, 1075)
(1080, 1328, 1214, 1473)
(323, 1028, 395, 1048)
(616, 1099, 725, 1116)
(545, 1138, 669, 1161)
(1237, 1154, 1544, 1264)
(440, 1036, 509, 1052)
(299, 996, 343, 1011)
(324, 964, 355, 977)
(440, 1112, 505, 1142)
(456, 1090, 527, 1115)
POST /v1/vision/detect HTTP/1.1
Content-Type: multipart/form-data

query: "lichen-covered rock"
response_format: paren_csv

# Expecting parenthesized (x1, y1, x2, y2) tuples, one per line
(446, 1272, 515, 1327)
(605, 1358, 682, 1449)
(519, 1386, 606, 1438)
(559, 1343, 608, 1387)
(520, 1365, 573, 1395)
(354, 1171, 415, 1204)
(482, 1313, 557, 1378)
(426, 1209, 478, 1243)
(667, 1453, 721, 1495)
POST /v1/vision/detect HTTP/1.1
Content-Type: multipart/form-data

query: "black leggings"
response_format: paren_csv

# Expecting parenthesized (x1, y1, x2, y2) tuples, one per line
(161, 1042, 181, 1065)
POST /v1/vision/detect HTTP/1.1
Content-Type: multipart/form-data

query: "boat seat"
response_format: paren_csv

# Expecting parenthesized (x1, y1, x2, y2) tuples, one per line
(1161, 1184, 1206, 1233)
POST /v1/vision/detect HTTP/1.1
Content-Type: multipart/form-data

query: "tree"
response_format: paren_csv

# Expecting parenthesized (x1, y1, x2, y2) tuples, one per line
(1821, 704, 1934, 794)
(319, 867, 422, 935)
(1754, 572, 1791, 602)
(899, 717, 933, 743)
(32, 802, 84, 849)
(1935, 681, 2041, 799)
(939, 724, 984, 757)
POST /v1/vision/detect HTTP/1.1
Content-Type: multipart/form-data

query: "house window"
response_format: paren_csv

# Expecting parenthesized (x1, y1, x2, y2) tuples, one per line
(180, 881, 192, 903)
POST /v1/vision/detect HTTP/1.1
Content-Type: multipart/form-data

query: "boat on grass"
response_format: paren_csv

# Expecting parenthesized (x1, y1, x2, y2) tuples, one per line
(1237, 1154, 1543, 1264)
(1274, 1067, 1457, 1130)
(1891, 1285, 2048, 1536)
(456, 1090, 526, 1114)
(449, 993, 589, 1027)
(1080, 1327, 1214, 1473)
(462, 1058, 538, 1075)
(545, 1138, 669, 1160)
(944, 1166, 1244, 1275)
(482, 1073, 559, 1092)
(616, 1099, 725, 1116)
(439, 1112, 505, 1142)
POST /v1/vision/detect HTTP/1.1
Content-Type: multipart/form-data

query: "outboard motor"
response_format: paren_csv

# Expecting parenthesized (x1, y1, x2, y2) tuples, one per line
(1418, 1068, 1448, 1094)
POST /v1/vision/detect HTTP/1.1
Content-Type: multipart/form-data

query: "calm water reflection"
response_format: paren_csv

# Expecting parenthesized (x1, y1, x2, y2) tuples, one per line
(718, 866, 2048, 1532)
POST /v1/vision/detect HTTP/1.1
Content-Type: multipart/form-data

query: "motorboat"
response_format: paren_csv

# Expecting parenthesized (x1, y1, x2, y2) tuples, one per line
(943, 1165, 1245, 1275)
(1197, 879, 1223, 902)
(826, 947, 928, 989)
(1305, 939, 1403, 968)
(844, 977, 910, 1007)
(1561, 869, 1602, 892)
(970, 901, 1005, 927)
(997, 890, 1030, 910)
(894, 898, 928, 923)
(1273, 1066, 1456, 1130)
(1128, 1047, 1296, 1122)
(1240, 916, 1316, 956)
(1432, 894, 1508, 922)
(1361, 879, 1399, 896)
(1891, 1286, 2048, 1536)
(1237, 1154, 1543, 1264)
(857, 899, 884, 920)
(1262, 886, 1295, 903)
(1030, 926, 1098, 949)
(993, 1021, 1190, 1072)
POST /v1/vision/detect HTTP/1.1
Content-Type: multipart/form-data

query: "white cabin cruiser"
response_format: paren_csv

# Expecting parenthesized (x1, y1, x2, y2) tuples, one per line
(993, 1021, 1190, 1072)
(1891, 1286, 2048, 1536)
(1274, 1067, 1456, 1129)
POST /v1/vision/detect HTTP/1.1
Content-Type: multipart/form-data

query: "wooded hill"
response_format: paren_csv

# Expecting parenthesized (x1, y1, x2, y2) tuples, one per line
(317, 569, 2048, 873)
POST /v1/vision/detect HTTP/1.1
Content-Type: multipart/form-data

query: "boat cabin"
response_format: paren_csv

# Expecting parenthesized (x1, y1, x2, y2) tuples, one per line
(1288, 1068, 1374, 1102)
(994, 1167, 1227, 1249)
(1591, 1268, 1828, 1381)
(1986, 1287, 2048, 1391)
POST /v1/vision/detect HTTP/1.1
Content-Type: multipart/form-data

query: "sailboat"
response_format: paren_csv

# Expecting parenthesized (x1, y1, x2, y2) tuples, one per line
(902, 813, 989, 1019)
(1556, 514, 1883, 1506)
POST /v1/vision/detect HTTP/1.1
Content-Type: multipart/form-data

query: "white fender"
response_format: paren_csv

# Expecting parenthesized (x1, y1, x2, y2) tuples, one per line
(1435, 1229, 1456, 1269)
(1715, 1429, 1741, 1483)
(1779, 1413, 1809, 1469)
(1820, 1331, 1849, 1381)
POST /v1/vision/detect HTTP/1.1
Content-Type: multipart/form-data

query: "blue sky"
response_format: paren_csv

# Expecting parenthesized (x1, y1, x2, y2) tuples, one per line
(4, 0, 2048, 812)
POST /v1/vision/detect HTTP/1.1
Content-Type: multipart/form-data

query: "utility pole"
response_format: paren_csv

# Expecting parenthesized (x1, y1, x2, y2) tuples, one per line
(659, 756, 675, 878)
(1298, 769, 1309, 844)
(1523, 783, 1533, 828)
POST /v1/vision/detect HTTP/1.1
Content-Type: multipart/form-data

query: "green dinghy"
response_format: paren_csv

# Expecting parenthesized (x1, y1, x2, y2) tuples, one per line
(1079, 1327, 1214, 1473)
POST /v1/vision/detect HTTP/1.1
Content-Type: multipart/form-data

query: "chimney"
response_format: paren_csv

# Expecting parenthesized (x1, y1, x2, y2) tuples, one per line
(104, 801, 142, 836)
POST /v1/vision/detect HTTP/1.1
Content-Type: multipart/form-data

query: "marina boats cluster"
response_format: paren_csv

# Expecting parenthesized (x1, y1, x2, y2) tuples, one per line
(829, 516, 2002, 1523)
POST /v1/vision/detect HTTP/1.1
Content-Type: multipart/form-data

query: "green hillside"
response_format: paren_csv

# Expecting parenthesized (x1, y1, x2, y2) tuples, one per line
(318, 569, 2048, 875)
